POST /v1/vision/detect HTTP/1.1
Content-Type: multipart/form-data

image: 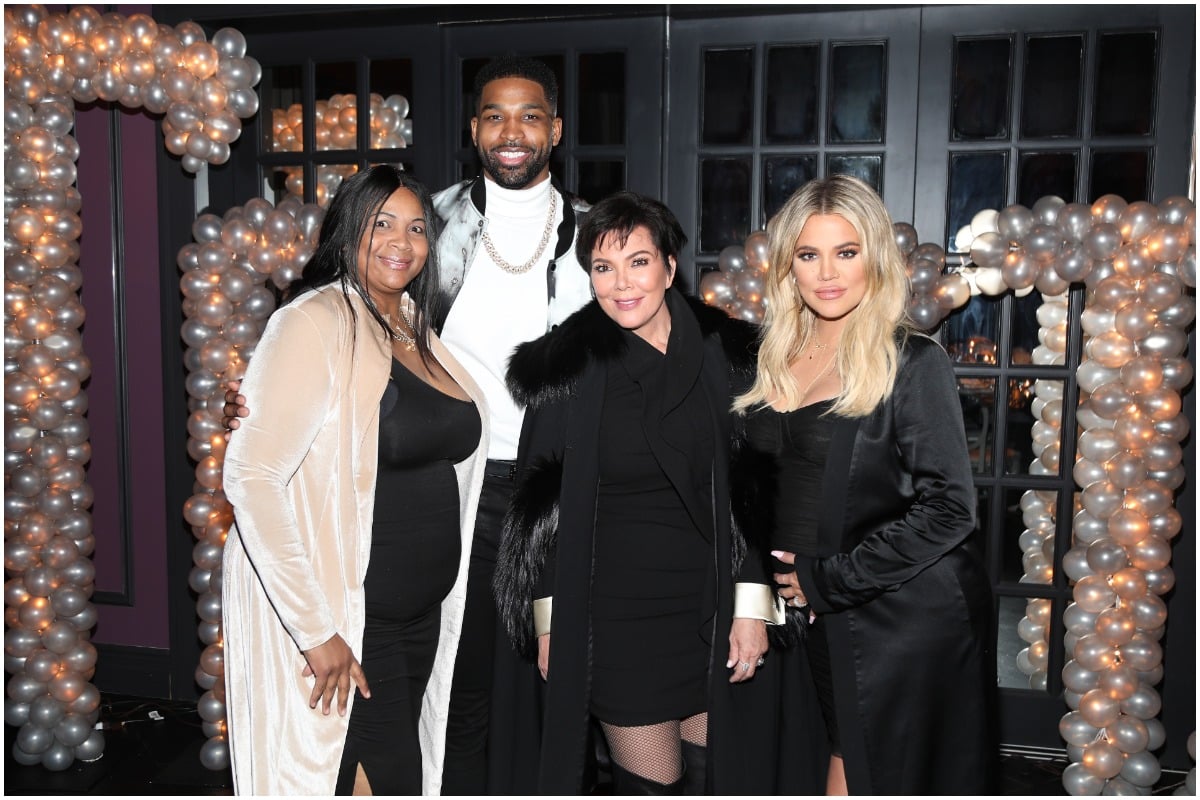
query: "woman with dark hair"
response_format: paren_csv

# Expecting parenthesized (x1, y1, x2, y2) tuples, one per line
(222, 165, 490, 795)
(493, 191, 779, 794)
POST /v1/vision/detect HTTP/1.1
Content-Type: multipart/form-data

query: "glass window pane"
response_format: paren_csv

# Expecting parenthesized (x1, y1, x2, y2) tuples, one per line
(579, 53, 625, 146)
(952, 37, 1012, 140)
(1090, 149, 1151, 203)
(1011, 290, 1043, 365)
(765, 45, 819, 145)
(314, 62, 358, 151)
(1011, 485, 1060, 586)
(764, 156, 817, 223)
(1021, 35, 1083, 139)
(266, 65, 302, 154)
(461, 57, 487, 150)
(1094, 32, 1157, 136)
(826, 154, 883, 194)
(268, 167, 302, 205)
(1009, 374, 1062, 479)
(369, 60, 414, 150)
(578, 161, 624, 205)
(998, 595, 1055, 691)
(947, 296, 1002, 361)
(315, 163, 359, 206)
(1018, 151, 1078, 207)
(702, 48, 754, 146)
(699, 158, 751, 253)
(956, 375, 997, 475)
(946, 152, 1008, 250)
(828, 43, 885, 144)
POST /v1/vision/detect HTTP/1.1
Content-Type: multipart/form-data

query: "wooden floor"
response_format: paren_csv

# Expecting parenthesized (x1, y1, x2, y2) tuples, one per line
(3, 694, 1190, 795)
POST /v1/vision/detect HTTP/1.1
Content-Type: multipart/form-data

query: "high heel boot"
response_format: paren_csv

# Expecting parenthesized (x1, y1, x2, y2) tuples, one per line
(610, 762, 684, 795)
(680, 741, 707, 795)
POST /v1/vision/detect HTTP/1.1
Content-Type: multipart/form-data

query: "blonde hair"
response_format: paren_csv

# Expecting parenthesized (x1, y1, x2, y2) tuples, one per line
(735, 175, 913, 418)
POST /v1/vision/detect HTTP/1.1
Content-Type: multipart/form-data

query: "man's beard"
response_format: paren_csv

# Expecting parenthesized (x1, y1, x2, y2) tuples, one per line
(479, 143, 552, 189)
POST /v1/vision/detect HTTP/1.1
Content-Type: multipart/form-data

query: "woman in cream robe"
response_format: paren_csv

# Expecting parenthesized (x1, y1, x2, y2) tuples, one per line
(222, 169, 488, 795)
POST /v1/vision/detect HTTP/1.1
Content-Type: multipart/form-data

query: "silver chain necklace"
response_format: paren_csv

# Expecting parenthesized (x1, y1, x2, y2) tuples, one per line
(480, 189, 558, 275)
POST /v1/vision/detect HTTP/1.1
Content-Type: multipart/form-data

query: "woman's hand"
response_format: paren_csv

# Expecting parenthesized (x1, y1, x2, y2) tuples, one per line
(537, 633, 550, 681)
(771, 549, 808, 609)
(301, 633, 370, 716)
(726, 618, 768, 683)
(222, 379, 249, 440)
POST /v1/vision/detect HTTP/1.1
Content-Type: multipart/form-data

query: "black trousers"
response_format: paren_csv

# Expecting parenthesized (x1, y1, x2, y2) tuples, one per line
(441, 463, 513, 795)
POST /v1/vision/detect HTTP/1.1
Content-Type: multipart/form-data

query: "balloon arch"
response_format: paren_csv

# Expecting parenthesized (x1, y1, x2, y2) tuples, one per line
(3, 4, 1196, 792)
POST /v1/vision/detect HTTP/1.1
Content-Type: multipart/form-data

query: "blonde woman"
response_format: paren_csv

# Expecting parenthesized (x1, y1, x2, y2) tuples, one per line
(737, 175, 997, 794)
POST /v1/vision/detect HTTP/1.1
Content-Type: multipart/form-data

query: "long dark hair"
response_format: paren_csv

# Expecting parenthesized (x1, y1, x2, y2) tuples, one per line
(287, 165, 442, 364)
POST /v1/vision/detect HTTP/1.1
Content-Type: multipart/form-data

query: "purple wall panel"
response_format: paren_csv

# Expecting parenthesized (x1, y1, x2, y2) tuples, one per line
(73, 99, 170, 648)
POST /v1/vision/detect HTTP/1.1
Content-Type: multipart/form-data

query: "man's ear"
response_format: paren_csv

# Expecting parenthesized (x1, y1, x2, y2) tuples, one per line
(470, 116, 479, 146)
(551, 117, 562, 147)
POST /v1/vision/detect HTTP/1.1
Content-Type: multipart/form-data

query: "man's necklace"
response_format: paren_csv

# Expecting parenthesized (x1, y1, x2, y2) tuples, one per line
(480, 189, 557, 275)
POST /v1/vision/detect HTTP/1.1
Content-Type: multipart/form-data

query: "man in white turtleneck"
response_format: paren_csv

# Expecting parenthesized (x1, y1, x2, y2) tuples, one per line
(431, 56, 592, 795)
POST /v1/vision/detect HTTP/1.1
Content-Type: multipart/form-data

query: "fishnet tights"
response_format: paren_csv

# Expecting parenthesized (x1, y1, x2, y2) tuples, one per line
(600, 712, 707, 784)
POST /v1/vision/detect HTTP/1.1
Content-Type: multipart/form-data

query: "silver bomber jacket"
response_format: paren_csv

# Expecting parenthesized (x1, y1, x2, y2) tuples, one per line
(431, 176, 593, 332)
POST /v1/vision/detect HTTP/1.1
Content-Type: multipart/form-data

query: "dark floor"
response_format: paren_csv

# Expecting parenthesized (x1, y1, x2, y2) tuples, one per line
(2, 694, 1190, 795)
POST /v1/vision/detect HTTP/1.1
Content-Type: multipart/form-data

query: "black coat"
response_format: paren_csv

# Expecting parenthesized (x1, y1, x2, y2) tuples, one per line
(494, 288, 768, 794)
(786, 334, 998, 794)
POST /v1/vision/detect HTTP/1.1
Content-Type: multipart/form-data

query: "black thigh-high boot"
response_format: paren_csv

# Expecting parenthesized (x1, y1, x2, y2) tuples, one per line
(610, 762, 685, 795)
(680, 741, 707, 795)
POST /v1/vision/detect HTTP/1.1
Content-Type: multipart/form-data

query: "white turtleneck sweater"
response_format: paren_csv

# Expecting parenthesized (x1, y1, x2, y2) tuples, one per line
(440, 177, 563, 461)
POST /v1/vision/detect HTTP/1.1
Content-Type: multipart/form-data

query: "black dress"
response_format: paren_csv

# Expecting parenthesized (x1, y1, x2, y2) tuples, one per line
(746, 400, 840, 752)
(589, 331, 713, 726)
(336, 357, 481, 795)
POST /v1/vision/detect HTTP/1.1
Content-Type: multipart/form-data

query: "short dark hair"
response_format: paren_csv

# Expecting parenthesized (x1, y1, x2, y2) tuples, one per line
(289, 165, 442, 363)
(473, 56, 559, 115)
(575, 191, 687, 272)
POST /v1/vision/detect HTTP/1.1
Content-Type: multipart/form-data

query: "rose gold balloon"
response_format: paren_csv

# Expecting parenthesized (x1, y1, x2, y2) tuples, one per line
(1085, 330, 1135, 368)
(1129, 534, 1171, 572)
(1092, 275, 1137, 311)
(1106, 507, 1149, 546)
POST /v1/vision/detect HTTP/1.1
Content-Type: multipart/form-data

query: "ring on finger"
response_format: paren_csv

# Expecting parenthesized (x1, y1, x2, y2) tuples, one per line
(756, 657, 766, 667)
(739, 662, 751, 672)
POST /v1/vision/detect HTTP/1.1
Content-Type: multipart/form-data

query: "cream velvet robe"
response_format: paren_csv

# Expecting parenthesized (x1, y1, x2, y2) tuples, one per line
(222, 284, 489, 795)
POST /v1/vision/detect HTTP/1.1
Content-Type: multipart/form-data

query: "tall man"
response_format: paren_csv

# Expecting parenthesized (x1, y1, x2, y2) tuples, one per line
(432, 56, 592, 795)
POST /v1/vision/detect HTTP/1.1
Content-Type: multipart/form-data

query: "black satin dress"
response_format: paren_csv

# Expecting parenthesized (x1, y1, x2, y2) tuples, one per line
(589, 332, 714, 726)
(335, 357, 480, 795)
(746, 399, 840, 752)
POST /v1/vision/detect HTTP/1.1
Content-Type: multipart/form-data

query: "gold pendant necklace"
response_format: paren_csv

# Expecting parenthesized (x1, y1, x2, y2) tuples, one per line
(797, 356, 836, 404)
(383, 308, 417, 352)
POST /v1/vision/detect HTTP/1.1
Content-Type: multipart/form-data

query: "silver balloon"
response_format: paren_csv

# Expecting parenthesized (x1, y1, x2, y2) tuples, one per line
(997, 204, 1034, 242)
(1065, 599, 1099, 638)
(1144, 718, 1167, 750)
(969, 232, 1007, 269)
(74, 729, 104, 762)
(1060, 711, 1101, 747)
(1063, 761, 1106, 795)
(1120, 750, 1161, 788)
(199, 735, 230, 770)
(1120, 686, 1162, 720)
(717, 245, 747, 273)
(16, 723, 54, 755)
